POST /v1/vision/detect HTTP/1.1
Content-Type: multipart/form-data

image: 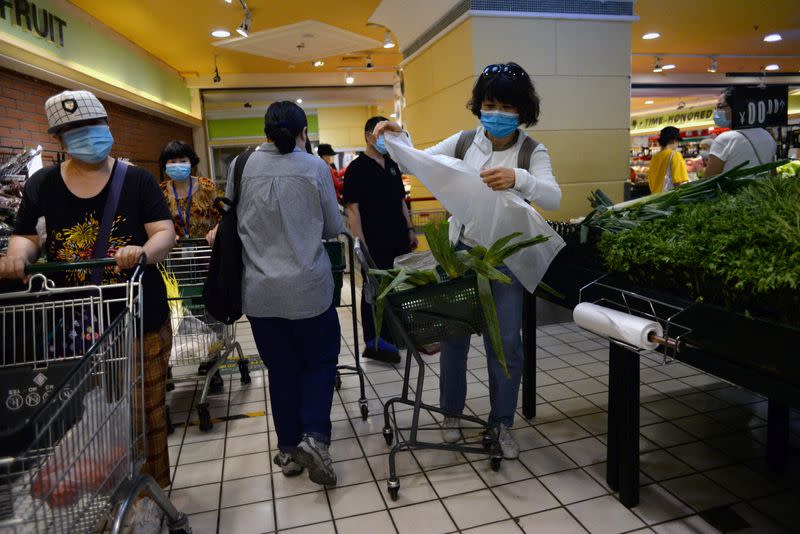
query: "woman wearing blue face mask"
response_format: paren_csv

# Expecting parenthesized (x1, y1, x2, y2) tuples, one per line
(373, 62, 561, 460)
(705, 86, 777, 177)
(0, 89, 176, 530)
(158, 141, 223, 241)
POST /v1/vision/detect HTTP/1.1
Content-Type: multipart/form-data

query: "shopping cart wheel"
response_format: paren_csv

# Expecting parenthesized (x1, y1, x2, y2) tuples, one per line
(481, 431, 493, 451)
(166, 406, 175, 435)
(335, 372, 342, 391)
(490, 455, 502, 472)
(166, 365, 175, 392)
(197, 405, 213, 432)
(383, 426, 393, 446)
(208, 371, 224, 396)
(387, 479, 400, 501)
(360, 403, 369, 420)
(238, 359, 251, 385)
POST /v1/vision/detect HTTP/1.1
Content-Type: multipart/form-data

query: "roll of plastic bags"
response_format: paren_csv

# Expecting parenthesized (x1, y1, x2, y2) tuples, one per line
(384, 133, 564, 292)
(573, 302, 664, 350)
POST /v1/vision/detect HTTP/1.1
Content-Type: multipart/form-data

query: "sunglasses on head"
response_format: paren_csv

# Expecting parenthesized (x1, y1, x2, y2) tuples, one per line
(481, 63, 527, 80)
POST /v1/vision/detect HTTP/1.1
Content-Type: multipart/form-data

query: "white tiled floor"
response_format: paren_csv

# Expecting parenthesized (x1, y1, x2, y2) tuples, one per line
(164, 282, 800, 534)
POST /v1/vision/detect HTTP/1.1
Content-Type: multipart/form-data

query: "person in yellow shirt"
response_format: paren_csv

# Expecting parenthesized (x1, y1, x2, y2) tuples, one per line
(647, 126, 690, 193)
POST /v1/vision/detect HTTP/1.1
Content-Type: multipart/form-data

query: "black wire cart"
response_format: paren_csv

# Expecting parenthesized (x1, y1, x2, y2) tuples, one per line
(354, 239, 502, 501)
(326, 232, 369, 421)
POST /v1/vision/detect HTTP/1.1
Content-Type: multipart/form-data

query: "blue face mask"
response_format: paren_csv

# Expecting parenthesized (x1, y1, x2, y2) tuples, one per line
(165, 163, 192, 181)
(62, 124, 114, 164)
(374, 135, 389, 155)
(713, 109, 731, 128)
(480, 110, 519, 138)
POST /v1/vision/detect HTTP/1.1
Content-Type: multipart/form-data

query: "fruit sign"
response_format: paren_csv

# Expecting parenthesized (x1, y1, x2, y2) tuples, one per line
(731, 85, 789, 129)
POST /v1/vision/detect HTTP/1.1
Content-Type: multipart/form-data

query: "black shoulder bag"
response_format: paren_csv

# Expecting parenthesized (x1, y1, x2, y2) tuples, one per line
(203, 149, 255, 324)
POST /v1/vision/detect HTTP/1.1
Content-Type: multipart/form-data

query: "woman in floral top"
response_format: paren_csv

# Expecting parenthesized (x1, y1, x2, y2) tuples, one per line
(158, 141, 223, 240)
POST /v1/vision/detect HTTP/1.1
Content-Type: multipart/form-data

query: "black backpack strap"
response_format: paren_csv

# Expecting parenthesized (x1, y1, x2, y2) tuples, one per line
(517, 135, 539, 170)
(232, 148, 256, 204)
(454, 130, 476, 161)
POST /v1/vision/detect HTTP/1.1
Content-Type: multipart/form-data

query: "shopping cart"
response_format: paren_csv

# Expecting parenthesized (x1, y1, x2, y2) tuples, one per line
(326, 233, 369, 420)
(354, 239, 502, 501)
(409, 208, 448, 234)
(0, 258, 189, 533)
(162, 238, 250, 432)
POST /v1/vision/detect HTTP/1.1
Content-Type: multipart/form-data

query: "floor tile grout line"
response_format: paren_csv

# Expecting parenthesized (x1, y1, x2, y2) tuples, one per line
(337, 370, 402, 534)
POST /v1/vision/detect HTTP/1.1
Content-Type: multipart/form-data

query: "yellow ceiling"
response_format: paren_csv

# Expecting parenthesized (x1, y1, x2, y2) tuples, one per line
(67, 0, 401, 75)
(632, 0, 800, 74)
(68, 0, 800, 81)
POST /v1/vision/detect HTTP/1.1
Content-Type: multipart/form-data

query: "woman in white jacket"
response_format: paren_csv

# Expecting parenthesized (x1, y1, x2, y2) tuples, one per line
(375, 62, 560, 458)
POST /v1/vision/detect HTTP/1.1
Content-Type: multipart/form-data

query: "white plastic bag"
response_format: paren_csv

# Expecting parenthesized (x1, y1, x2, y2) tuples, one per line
(170, 313, 217, 364)
(385, 134, 565, 292)
(393, 250, 438, 271)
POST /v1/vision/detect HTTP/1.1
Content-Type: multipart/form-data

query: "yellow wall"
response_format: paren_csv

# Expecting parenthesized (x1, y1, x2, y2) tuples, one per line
(317, 106, 371, 149)
(400, 16, 631, 221)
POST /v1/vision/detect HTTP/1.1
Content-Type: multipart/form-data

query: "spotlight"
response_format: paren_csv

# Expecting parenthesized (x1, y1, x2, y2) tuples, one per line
(345, 71, 355, 84)
(642, 32, 660, 40)
(213, 67, 221, 83)
(211, 29, 231, 38)
(707, 56, 718, 73)
(365, 55, 374, 69)
(313, 60, 324, 67)
(763, 33, 782, 42)
(662, 64, 676, 70)
(383, 29, 395, 49)
(296, 98, 303, 104)
(237, 10, 252, 37)
(644, 100, 654, 105)
(652, 57, 663, 73)
(225, 0, 232, 3)
(765, 64, 780, 71)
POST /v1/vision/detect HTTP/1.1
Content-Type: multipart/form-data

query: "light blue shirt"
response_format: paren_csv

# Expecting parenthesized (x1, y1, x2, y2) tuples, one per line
(226, 143, 343, 319)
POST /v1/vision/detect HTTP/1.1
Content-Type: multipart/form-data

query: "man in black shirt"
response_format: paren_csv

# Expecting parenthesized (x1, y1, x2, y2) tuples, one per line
(343, 116, 417, 364)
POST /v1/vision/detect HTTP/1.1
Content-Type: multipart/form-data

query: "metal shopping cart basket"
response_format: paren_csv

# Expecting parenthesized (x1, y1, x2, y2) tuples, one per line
(161, 238, 250, 432)
(354, 239, 502, 501)
(0, 258, 189, 533)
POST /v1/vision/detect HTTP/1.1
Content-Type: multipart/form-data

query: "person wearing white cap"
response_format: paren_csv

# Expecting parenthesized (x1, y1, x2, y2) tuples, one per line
(0, 89, 176, 531)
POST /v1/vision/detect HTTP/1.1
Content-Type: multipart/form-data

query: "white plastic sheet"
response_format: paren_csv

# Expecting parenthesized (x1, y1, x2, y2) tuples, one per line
(385, 133, 564, 292)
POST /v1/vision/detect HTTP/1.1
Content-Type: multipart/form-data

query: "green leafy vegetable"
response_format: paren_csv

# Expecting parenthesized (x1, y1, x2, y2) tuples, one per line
(370, 221, 550, 377)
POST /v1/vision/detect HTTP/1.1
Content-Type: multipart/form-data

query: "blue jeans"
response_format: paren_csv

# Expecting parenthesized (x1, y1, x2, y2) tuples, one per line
(439, 266, 524, 427)
(248, 304, 340, 453)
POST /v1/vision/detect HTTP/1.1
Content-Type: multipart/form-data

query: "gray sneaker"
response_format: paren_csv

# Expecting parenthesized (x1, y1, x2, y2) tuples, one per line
(294, 435, 337, 486)
(273, 451, 304, 477)
(497, 424, 519, 459)
(441, 416, 461, 443)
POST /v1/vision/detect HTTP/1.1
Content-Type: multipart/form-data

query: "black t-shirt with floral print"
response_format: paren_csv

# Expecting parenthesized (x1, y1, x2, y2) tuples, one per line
(13, 161, 171, 332)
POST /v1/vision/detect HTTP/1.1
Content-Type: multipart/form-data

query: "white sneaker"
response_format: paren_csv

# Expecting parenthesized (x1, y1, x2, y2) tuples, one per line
(130, 497, 162, 534)
(497, 424, 519, 459)
(442, 416, 461, 443)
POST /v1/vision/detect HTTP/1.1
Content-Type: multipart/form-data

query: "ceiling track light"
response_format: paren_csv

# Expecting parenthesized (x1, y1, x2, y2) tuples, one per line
(383, 29, 395, 49)
(345, 71, 355, 84)
(237, 10, 251, 37)
(763, 33, 782, 43)
(652, 57, 663, 73)
(707, 55, 718, 73)
(212, 55, 221, 83)
(312, 60, 325, 67)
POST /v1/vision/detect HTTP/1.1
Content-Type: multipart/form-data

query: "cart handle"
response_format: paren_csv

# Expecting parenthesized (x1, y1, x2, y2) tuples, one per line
(25, 254, 147, 274)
